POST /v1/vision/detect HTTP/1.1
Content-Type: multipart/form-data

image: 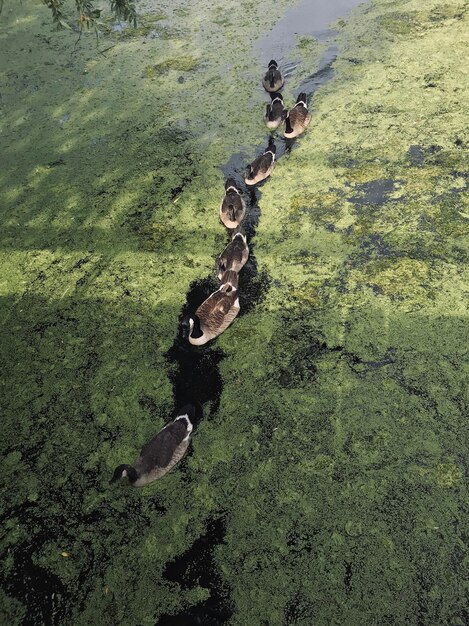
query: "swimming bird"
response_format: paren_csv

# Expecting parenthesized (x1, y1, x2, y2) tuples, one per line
(217, 231, 249, 279)
(219, 179, 246, 229)
(109, 406, 194, 486)
(245, 137, 276, 186)
(182, 277, 240, 346)
(218, 269, 239, 290)
(284, 93, 311, 139)
(263, 59, 284, 92)
(264, 92, 286, 130)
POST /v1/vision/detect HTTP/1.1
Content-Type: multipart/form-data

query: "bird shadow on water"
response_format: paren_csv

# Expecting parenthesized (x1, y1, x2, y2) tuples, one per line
(160, 158, 273, 625)
(164, 299, 225, 422)
(156, 518, 233, 626)
(163, 173, 271, 420)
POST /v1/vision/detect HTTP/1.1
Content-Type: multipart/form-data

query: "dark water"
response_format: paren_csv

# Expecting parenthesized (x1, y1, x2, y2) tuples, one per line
(156, 519, 232, 626)
(161, 1, 367, 623)
(408, 144, 442, 167)
(256, 0, 365, 63)
(1, 525, 66, 626)
(348, 178, 396, 208)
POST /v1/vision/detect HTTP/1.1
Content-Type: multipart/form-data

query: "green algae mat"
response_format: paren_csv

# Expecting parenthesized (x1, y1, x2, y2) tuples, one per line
(1, 0, 468, 624)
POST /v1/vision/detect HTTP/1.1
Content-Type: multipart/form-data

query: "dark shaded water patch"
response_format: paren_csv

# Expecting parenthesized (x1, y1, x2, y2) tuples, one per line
(348, 178, 395, 208)
(284, 592, 316, 624)
(359, 233, 398, 261)
(1, 479, 168, 624)
(408, 144, 442, 167)
(156, 603, 233, 626)
(157, 518, 233, 626)
(273, 316, 326, 389)
(2, 532, 66, 626)
(346, 233, 402, 269)
(344, 561, 353, 595)
(165, 335, 225, 418)
(256, 0, 365, 63)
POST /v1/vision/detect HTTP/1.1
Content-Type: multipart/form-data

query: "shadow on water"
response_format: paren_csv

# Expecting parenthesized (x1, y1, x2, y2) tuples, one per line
(164, 154, 272, 419)
(162, 3, 367, 623)
(165, 284, 225, 419)
(2, 527, 66, 626)
(160, 130, 273, 623)
(348, 178, 396, 208)
(156, 518, 233, 626)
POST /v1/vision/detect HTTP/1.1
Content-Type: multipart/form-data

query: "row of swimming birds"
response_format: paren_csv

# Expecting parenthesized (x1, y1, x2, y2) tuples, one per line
(111, 60, 311, 487)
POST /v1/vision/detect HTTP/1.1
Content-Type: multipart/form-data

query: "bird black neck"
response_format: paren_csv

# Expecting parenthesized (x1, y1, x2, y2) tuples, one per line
(191, 315, 203, 339)
(110, 464, 138, 484)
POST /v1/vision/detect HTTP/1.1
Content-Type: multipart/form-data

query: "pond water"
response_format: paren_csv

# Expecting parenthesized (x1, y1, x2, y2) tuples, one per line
(0, 0, 468, 624)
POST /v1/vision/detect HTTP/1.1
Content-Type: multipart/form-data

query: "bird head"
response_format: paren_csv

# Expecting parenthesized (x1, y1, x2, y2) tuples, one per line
(109, 464, 137, 484)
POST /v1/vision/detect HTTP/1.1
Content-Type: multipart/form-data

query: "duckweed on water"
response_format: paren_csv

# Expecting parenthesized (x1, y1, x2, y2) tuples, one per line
(144, 56, 201, 78)
(1, 0, 468, 624)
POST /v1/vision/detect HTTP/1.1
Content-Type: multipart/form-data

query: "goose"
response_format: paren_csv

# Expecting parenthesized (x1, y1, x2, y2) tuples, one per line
(109, 405, 194, 486)
(219, 179, 246, 229)
(182, 277, 240, 346)
(264, 92, 286, 130)
(218, 269, 239, 290)
(245, 137, 276, 186)
(284, 92, 311, 139)
(217, 231, 249, 279)
(262, 59, 284, 92)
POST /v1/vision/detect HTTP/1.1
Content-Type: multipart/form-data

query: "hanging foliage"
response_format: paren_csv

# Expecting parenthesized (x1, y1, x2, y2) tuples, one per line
(40, 0, 137, 30)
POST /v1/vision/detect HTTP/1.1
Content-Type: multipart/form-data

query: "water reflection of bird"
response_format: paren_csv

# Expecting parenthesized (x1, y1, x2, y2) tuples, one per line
(245, 137, 276, 185)
(109, 406, 194, 486)
(263, 59, 284, 92)
(217, 230, 249, 279)
(284, 93, 311, 138)
(219, 179, 246, 229)
(265, 92, 286, 130)
(182, 277, 240, 345)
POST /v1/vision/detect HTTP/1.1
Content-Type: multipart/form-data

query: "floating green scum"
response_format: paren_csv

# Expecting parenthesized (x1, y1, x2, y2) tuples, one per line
(0, 0, 468, 624)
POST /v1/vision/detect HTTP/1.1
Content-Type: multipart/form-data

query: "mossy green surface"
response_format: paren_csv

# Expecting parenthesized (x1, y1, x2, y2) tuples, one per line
(1, 0, 468, 624)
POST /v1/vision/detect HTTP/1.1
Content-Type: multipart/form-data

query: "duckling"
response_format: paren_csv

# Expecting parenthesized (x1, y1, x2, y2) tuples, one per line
(264, 92, 286, 130)
(245, 137, 276, 186)
(217, 230, 249, 279)
(262, 59, 284, 93)
(182, 277, 240, 346)
(110, 405, 194, 487)
(284, 92, 311, 139)
(219, 179, 246, 229)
